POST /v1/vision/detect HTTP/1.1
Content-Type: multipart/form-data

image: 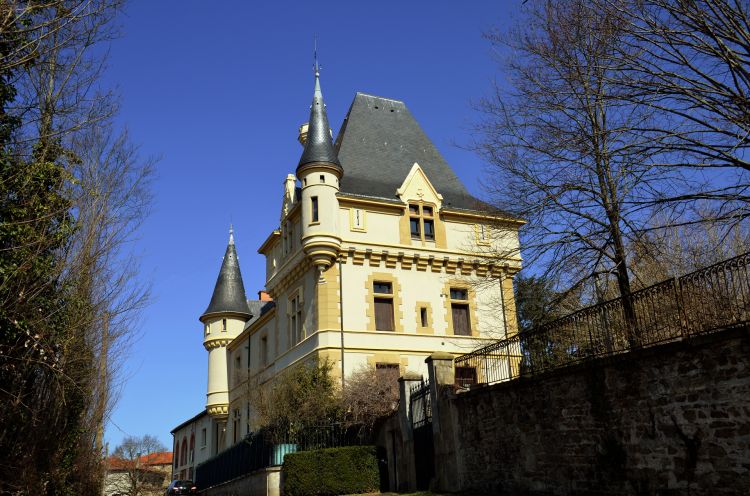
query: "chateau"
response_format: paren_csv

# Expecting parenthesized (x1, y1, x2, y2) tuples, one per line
(170, 69, 523, 480)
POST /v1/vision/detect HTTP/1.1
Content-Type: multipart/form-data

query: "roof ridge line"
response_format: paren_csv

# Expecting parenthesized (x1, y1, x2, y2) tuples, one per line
(355, 92, 405, 104)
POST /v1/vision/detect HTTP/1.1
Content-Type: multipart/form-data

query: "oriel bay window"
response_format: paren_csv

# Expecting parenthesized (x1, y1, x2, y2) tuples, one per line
(373, 282, 395, 331)
(409, 203, 435, 241)
(450, 287, 472, 336)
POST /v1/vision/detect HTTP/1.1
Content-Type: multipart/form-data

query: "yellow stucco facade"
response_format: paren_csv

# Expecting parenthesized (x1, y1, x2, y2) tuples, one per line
(220, 161, 523, 446)
(175, 88, 524, 455)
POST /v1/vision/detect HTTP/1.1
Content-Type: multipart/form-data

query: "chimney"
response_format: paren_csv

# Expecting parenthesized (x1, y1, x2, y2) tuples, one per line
(258, 290, 272, 302)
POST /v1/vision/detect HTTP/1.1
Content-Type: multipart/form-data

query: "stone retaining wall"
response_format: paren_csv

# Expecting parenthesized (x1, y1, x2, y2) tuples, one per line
(441, 328, 750, 494)
(200, 467, 280, 496)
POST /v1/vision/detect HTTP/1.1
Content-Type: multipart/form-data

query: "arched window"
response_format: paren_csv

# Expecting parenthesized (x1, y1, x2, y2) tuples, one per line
(189, 434, 195, 463)
(181, 438, 187, 466)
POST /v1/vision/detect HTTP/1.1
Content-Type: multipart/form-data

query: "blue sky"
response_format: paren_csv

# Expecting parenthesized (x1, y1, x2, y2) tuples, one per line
(104, 1, 519, 451)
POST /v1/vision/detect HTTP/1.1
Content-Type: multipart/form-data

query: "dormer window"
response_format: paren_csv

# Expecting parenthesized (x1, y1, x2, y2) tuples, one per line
(409, 203, 435, 241)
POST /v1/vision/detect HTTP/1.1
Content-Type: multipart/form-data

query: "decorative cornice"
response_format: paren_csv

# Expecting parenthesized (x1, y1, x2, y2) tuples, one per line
(441, 208, 526, 226)
(206, 404, 228, 418)
(203, 337, 232, 350)
(340, 247, 519, 277)
(258, 230, 281, 255)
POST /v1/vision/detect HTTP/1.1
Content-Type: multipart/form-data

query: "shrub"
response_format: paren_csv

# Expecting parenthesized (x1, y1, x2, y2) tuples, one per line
(282, 445, 379, 496)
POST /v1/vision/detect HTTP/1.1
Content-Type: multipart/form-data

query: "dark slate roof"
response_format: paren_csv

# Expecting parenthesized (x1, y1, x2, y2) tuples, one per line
(334, 93, 483, 211)
(297, 73, 342, 173)
(243, 300, 275, 331)
(201, 236, 251, 320)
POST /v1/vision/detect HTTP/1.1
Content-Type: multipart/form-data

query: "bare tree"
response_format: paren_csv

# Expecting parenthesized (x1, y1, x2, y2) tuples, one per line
(474, 0, 686, 329)
(6, 1, 123, 160)
(249, 360, 340, 442)
(340, 365, 399, 436)
(609, 0, 750, 224)
(108, 435, 168, 496)
(0, 2, 153, 493)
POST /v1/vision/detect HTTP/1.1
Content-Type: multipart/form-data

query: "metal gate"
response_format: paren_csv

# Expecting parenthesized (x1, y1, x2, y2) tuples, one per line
(410, 378, 434, 490)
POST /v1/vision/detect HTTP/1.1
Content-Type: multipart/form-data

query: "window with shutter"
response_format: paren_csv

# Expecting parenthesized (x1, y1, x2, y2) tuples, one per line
(449, 287, 472, 336)
(374, 282, 395, 331)
(375, 298, 395, 331)
(452, 304, 471, 335)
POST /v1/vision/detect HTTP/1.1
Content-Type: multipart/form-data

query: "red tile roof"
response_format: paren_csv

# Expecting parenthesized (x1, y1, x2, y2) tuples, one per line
(106, 452, 172, 470)
(139, 451, 173, 466)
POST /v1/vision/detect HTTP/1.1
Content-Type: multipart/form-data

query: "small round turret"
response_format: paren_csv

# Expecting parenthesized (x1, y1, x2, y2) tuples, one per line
(199, 227, 251, 421)
(296, 67, 343, 272)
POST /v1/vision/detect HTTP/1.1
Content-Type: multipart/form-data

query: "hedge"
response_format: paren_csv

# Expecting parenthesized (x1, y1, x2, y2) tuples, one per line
(282, 445, 379, 496)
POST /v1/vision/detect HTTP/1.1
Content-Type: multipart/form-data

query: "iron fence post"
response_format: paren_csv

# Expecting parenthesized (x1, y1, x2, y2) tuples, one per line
(673, 276, 687, 338)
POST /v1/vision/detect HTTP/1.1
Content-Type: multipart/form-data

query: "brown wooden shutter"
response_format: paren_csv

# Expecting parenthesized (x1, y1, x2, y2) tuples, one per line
(452, 303, 471, 335)
(375, 298, 395, 331)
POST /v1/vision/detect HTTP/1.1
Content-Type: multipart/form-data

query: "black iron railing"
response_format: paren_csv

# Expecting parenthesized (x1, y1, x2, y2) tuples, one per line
(194, 422, 369, 490)
(410, 378, 432, 428)
(455, 252, 750, 386)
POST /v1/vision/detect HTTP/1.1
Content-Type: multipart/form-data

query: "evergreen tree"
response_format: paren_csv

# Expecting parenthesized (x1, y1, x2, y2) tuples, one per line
(0, 13, 97, 494)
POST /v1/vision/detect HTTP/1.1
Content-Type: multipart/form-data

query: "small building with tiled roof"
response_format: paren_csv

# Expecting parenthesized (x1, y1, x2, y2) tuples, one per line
(103, 452, 172, 496)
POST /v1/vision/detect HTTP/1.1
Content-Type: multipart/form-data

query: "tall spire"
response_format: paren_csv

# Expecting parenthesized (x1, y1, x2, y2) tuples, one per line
(201, 230, 250, 320)
(297, 47, 342, 173)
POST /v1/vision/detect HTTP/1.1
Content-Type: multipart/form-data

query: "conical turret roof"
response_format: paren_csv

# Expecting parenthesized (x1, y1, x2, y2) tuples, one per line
(201, 229, 250, 320)
(297, 69, 342, 174)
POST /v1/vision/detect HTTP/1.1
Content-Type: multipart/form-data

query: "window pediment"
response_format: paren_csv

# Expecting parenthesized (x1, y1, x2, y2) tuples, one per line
(396, 163, 443, 209)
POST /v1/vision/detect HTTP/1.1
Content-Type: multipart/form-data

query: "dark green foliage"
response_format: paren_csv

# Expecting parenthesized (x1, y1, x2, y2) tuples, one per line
(514, 275, 562, 333)
(282, 446, 379, 496)
(0, 9, 97, 495)
(256, 360, 342, 442)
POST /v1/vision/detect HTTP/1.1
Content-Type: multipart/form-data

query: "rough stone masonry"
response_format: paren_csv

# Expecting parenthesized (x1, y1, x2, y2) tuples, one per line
(440, 327, 750, 495)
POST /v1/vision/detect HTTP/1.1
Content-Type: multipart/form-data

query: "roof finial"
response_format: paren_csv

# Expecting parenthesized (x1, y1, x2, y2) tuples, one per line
(229, 224, 234, 245)
(313, 36, 320, 78)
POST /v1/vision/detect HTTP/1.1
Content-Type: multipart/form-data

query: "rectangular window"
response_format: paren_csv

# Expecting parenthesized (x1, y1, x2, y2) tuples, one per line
(420, 307, 428, 327)
(261, 336, 268, 366)
(311, 196, 319, 223)
(373, 282, 392, 294)
(319, 174, 325, 183)
(423, 219, 435, 240)
(232, 409, 240, 444)
(450, 288, 468, 300)
(222, 318, 227, 332)
(289, 293, 303, 346)
(477, 224, 488, 243)
(455, 366, 477, 388)
(408, 203, 437, 242)
(452, 303, 471, 336)
(374, 281, 395, 331)
(375, 362, 400, 380)
(374, 298, 395, 331)
(410, 218, 421, 238)
(201, 428, 207, 447)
